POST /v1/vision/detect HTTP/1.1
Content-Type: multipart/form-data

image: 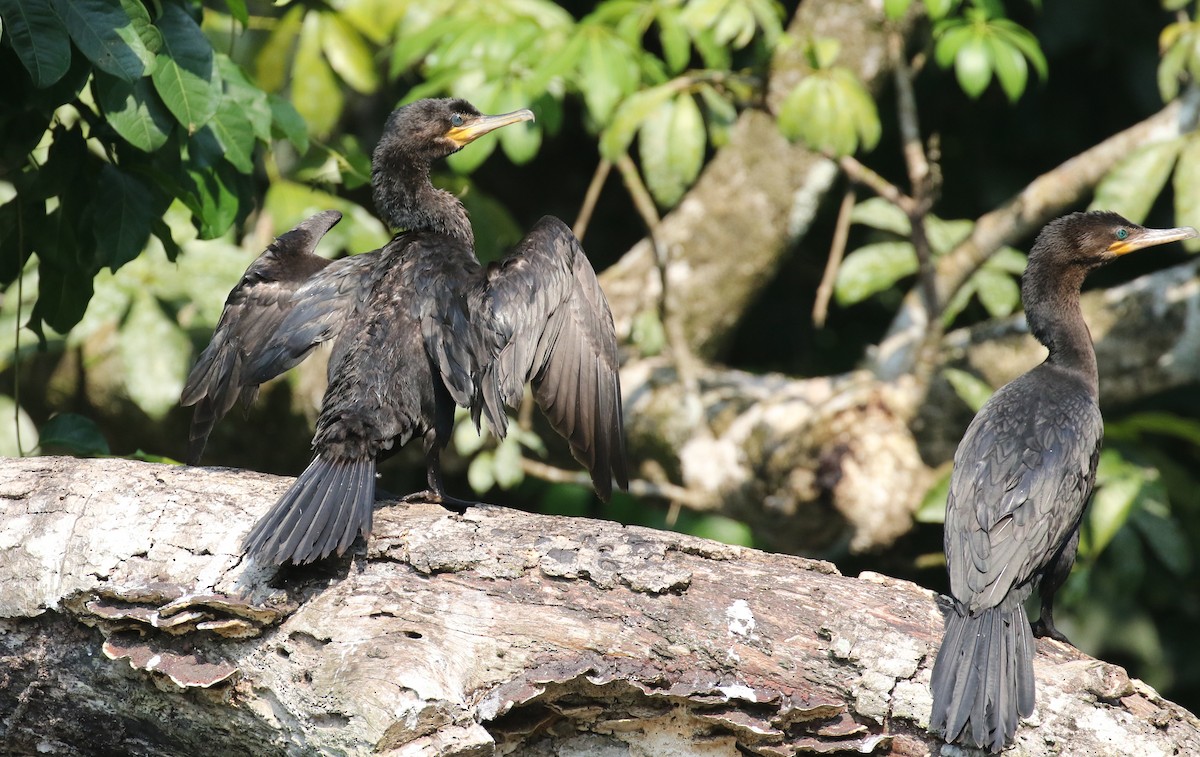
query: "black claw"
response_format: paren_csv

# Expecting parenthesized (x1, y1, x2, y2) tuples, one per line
(398, 489, 477, 514)
(1031, 618, 1071, 645)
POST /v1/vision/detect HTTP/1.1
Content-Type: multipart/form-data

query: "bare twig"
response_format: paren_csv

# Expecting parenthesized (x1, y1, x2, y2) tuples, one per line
(573, 158, 612, 241)
(813, 186, 856, 328)
(520, 458, 709, 509)
(835, 154, 912, 210)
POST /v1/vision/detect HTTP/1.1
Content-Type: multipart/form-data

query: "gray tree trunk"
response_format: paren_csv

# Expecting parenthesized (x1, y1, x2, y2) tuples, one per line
(1, 457, 1196, 756)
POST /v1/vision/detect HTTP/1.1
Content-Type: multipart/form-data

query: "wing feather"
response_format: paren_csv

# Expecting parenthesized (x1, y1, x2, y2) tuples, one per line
(481, 216, 628, 499)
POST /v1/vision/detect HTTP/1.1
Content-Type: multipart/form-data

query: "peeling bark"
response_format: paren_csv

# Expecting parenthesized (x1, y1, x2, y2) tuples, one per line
(1, 456, 1197, 756)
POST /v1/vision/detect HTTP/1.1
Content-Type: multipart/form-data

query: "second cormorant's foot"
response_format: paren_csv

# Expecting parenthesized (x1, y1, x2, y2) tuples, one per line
(398, 489, 478, 513)
(1031, 618, 1072, 645)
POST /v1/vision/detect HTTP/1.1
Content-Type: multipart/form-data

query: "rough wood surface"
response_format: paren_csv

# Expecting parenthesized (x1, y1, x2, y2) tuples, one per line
(1, 456, 1196, 756)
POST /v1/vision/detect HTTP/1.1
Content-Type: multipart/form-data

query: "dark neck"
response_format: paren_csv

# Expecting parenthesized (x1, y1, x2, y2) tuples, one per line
(371, 151, 473, 244)
(1022, 257, 1098, 397)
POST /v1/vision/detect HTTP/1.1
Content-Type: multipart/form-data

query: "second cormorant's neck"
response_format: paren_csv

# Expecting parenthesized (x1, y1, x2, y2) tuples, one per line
(1022, 257, 1098, 397)
(372, 152, 473, 244)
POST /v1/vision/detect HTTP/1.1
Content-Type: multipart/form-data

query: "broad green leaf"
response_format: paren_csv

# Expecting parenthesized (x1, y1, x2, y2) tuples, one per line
(0, 0, 71, 87)
(954, 35, 992, 99)
(578, 27, 638, 124)
(884, 0, 912, 20)
(1158, 28, 1190, 102)
(268, 94, 309, 153)
(851, 197, 911, 236)
(1089, 450, 1148, 558)
(934, 23, 972, 69)
(293, 12, 343, 138)
(985, 246, 1027, 275)
(924, 0, 956, 20)
(601, 83, 678, 160)
(973, 267, 1020, 318)
(493, 436, 525, 489)
(991, 19, 1048, 83)
(1174, 136, 1200, 252)
(778, 69, 878, 156)
(807, 38, 841, 71)
(834, 241, 918, 305)
(453, 408, 489, 456)
(925, 216, 974, 254)
(30, 258, 94, 334)
(1091, 139, 1181, 224)
(92, 164, 157, 271)
(640, 94, 706, 208)
(181, 161, 241, 239)
(1107, 411, 1200, 446)
(657, 8, 691, 73)
(95, 73, 174, 152)
(915, 466, 952, 524)
(206, 96, 257, 174)
(631, 309, 666, 357)
(687, 513, 753, 546)
(986, 35, 1027, 102)
(943, 367, 994, 412)
(216, 54, 272, 143)
(496, 84, 542, 165)
(223, 0, 248, 26)
(698, 83, 736, 147)
(940, 277, 976, 327)
(54, 0, 155, 82)
(320, 12, 379, 94)
(151, 2, 220, 132)
(834, 68, 881, 152)
(119, 291, 192, 419)
(389, 16, 471, 78)
(468, 451, 496, 493)
(1131, 508, 1192, 575)
(38, 412, 110, 456)
(0, 395, 37, 457)
(254, 5, 302, 93)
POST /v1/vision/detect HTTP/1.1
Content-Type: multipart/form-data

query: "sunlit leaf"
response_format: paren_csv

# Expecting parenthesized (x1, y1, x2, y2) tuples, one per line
(640, 93, 706, 207)
(973, 267, 1020, 318)
(494, 436, 525, 489)
(216, 54, 272, 143)
(954, 35, 992, 99)
(320, 12, 379, 94)
(0, 0, 71, 87)
(1174, 136, 1200, 252)
(55, 0, 156, 82)
(985, 246, 1027, 275)
(268, 94, 309, 153)
(631, 308, 666, 357)
(884, 0, 912, 20)
(151, 2, 220, 132)
(222, 0, 248, 27)
(925, 216, 974, 254)
(698, 83, 736, 147)
(601, 83, 678, 160)
(496, 84, 542, 164)
(834, 241, 917, 305)
(1091, 138, 1181, 224)
(851, 197, 911, 236)
(924, 0, 957, 21)
(206, 96, 257, 174)
(254, 5, 302, 93)
(1089, 449, 1149, 558)
(181, 160, 241, 239)
(95, 73, 174, 152)
(293, 12, 343, 138)
(468, 451, 496, 493)
(943, 367, 994, 412)
(119, 291, 192, 419)
(1131, 508, 1192, 575)
(657, 7, 691, 73)
(578, 26, 639, 124)
(985, 35, 1027, 102)
(915, 466, 952, 524)
(687, 513, 754, 546)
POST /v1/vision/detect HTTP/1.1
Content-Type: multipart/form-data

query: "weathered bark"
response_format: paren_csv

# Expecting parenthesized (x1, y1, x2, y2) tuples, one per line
(1, 456, 1197, 756)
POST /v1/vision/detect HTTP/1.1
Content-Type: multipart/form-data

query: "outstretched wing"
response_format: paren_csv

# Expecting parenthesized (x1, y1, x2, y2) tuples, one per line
(945, 371, 1102, 613)
(180, 210, 341, 464)
(479, 216, 628, 500)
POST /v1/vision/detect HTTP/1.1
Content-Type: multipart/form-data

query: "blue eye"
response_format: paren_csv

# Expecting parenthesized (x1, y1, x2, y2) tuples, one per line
(1116, 228, 1129, 240)
(450, 114, 464, 127)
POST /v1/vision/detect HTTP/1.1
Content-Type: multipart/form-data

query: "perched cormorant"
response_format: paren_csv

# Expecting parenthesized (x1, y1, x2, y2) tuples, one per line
(929, 211, 1197, 752)
(181, 98, 628, 565)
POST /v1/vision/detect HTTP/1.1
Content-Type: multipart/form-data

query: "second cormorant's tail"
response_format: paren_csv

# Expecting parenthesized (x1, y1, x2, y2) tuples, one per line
(929, 603, 1036, 753)
(243, 455, 375, 565)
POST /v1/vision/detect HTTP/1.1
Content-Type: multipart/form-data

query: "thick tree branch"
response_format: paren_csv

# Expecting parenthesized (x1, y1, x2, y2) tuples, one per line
(2, 456, 1197, 756)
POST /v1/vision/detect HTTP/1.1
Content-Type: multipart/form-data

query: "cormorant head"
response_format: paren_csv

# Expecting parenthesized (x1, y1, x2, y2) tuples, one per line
(1033, 210, 1197, 269)
(374, 98, 535, 166)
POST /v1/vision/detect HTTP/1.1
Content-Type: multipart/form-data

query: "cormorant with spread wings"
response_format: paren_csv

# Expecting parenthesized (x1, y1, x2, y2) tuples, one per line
(181, 98, 628, 565)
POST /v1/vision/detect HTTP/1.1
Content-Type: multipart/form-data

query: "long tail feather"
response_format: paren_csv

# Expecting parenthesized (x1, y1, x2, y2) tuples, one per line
(243, 456, 376, 565)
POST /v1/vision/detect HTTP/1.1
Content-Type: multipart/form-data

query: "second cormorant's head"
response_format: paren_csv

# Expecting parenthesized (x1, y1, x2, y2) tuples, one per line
(1032, 211, 1197, 270)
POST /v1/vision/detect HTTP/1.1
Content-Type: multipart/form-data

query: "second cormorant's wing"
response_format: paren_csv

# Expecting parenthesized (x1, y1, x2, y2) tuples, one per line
(181, 211, 342, 464)
(478, 216, 628, 500)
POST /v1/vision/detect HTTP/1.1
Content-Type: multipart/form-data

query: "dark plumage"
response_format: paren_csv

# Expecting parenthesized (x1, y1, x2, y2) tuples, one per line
(182, 98, 628, 565)
(929, 211, 1197, 752)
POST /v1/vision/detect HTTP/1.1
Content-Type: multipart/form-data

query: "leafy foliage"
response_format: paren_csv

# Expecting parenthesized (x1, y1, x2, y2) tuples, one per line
(777, 38, 881, 157)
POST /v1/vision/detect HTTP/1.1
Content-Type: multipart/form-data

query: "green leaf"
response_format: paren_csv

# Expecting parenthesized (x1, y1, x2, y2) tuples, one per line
(985, 35, 1027, 102)
(30, 258, 94, 334)
(151, 2, 220, 132)
(926, 216, 974, 254)
(467, 451, 496, 493)
(640, 94, 706, 208)
(216, 54, 272, 143)
(657, 8, 691, 73)
(1158, 27, 1190, 103)
(924, 0, 957, 20)
(0, 0, 71, 87)
(686, 513, 754, 546)
(293, 12, 343, 138)
(206, 96, 257, 174)
(119, 292, 192, 420)
(223, 0, 248, 27)
(954, 35, 992, 99)
(1131, 508, 1192, 575)
(1089, 450, 1148, 558)
(38, 412, 110, 456)
(835, 241, 918, 305)
(181, 160, 241, 239)
(851, 197, 911, 236)
(698, 83, 736, 147)
(984, 246, 1027, 275)
(973, 267, 1020, 318)
(268, 94, 309, 153)
(940, 277, 976, 327)
(320, 12, 379, 94)
(578, 27, 638, 124)
(884, 0, 912, 20)
(496, 85, 542, 165)
(54, 0, 156, 82)
(991, 19, 1048, 83)
(1091, 139, 1181, 224)
(808, 38, 841, 71)
(934, 22, 972, 69)
(1174, 136, 1200, 253)
(1106, 411, 1200, 446)
(254, 5, 301, 93)
(631, 308, 666, 357)
(943, 367, 994, 412)
(94, 73, 174, 152)
(915, 466, 952, 524)
(601, 83, 678, 160)
(493, 436, 525, 489)
(92, 164, 157, 271)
